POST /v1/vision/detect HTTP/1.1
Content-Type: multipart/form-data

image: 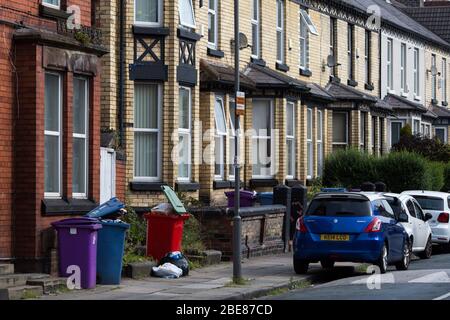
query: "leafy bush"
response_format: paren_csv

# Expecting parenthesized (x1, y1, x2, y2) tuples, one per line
(444, 163, 450, 192)
(307, 178, 323, 201)
(377, 152, 429, 193)
(322, 148, 378, 189)
(182, 214, 205, 253)
(123, 206, 147, 254)
(425, 162, 445, 191)
(400, 124, 412, 138)
(392, 134, 450, 163)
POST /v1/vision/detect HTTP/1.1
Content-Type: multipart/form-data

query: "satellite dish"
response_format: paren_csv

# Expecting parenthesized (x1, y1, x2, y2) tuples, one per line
(430, 66, 438, 76)
(238, 32, 249, 50)
(327, 55, 339, 68)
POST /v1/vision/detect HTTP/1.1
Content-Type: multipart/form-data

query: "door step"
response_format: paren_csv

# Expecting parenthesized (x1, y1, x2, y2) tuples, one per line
(0, 273, 49, 289)
(27, 277, 67, 295)
(0, 285, 44, 300)
(0, 264, 14, 276)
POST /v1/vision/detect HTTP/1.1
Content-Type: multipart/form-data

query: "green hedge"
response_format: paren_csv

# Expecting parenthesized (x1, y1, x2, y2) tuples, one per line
(444, 163, 450, 192)
(323, 150, 446, 193)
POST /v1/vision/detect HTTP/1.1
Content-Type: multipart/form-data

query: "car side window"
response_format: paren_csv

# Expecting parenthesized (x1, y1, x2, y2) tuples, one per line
(413, 201, 425, 221)
(406, 200, 416, 218)
(381, 200, 395, 219)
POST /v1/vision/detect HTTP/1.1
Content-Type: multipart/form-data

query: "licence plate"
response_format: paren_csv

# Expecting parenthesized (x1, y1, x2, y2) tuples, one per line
(320, 234, 350, 241)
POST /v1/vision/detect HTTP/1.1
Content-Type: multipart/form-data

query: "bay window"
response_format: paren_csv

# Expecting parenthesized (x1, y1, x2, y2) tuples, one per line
(252, 100, 273, 178)
(44, 73, 62, 197)
(134, 83, 161, 181)
(286, 102, 296, 179)
(251, 0, 260, 58)
(214, 97, 227, 180)
(208, 0, 218, 49)
(179, 0, 196, 29)
(435, 127, 448, 143)
(178, 87, 192, 181)
(276, 0, 284, 64)
(390, 121, 403, 147)
(307, 108, 313, 179)
(332, 112, 348, 151)
(73, 77, 89, 198)
(135, 0, 162, 26)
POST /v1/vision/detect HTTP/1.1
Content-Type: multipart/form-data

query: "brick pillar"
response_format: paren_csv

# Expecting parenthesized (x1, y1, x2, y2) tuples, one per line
(326, 109, 333, 155)
(199, 91, 214, 203)
(244, 98, 253, 186)
(275, 98, 286, 183)
(373, 116, 380, 157)
(299, 104, 308, 184)
(380, 117, 388, 155)
(351, 110, 361, 149)
(312, 107, 318, 178)
(366, 111, 373, 155)
(89, 75, 101, 203)
(63, 73, 73, 199)
(295, 100, 302, 181)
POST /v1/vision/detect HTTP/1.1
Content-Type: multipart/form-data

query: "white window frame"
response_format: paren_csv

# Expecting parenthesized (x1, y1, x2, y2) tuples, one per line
(400, 43, 407, 95)
(387, 38, 394, 91)
(390, 120, 404, 147)
(251, 0, 260, 59)
(208, 0, 218, 49)
(286, 102, 296, 180)
(276, 0, 285, 64)
(44, 72, 63, 199)
(432, 54, 437, 100)
(442, 58, 447, 103)
(413, 48, 420, 98)
(300, 9, 318, 35)
(179, 0, 196, 29)
(214, 96, 227, 181)
(307, 108, 313, 180)
(435, 126, 448, 143)
(72, 77, 89, 199)
(252, 99, 274, 179)
(42, 0, 60, 10)
(178, 86, 192, 182)
(299, 10, 308, 69)
(413, 117, 421, 135)
(425, 124, 431, 138)
(133, 83, 162, 182)
(317, 110, 324, 176)
(134, 0, 163, 27)
(332, 112, 349, 147)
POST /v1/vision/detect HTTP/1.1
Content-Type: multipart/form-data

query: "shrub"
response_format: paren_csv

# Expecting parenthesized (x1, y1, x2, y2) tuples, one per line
(123, 206, 147, 253)
(425, 162, 445, 191)
(377, 152, 429, 193)
(400, 124, 412, 138)
(444, 163, 450, 192)
(322, 148, 378, 189)
(392, 134, 450, 163)
(182, 214, 205, 253)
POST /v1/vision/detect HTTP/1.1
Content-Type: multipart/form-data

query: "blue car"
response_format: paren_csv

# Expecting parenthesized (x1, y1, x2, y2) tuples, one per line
(293, 192, 411, 274)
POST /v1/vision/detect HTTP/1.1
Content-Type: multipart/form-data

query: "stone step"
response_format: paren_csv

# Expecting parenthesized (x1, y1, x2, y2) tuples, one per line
(0, 285, 44, 300)
(0, 273, 49, 289)
(0, 264, 14, 276)
(27, 277, 67, 295)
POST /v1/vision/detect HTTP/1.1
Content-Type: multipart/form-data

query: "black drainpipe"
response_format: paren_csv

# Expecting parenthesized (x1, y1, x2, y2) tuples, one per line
(118, 0, 125, 148)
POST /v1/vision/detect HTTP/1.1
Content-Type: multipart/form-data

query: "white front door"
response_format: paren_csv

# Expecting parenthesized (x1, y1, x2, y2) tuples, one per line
(100, 148, 116, 204)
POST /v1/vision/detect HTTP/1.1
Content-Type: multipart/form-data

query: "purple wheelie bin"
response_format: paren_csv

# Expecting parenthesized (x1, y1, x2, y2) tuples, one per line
(52, 217, 102, 289)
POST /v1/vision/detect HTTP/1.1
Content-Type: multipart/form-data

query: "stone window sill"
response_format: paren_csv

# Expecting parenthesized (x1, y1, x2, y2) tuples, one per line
(42, 199, 98, 216)
(129, 181, 166, 192)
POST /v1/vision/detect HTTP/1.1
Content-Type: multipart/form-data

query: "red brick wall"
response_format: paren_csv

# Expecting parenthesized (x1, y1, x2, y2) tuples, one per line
(116, 159, 126, 202)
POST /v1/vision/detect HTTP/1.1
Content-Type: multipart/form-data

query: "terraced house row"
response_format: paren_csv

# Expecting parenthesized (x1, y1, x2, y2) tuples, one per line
(1, 0, 450, 271)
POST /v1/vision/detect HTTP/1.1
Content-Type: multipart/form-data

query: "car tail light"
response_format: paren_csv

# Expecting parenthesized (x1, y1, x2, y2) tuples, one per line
(296, 217, 308, 233)
(364, 218, 382, 233)
(437, 212, 449, 223)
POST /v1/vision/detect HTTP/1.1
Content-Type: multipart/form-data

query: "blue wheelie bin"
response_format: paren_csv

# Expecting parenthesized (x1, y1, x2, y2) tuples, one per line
(85, 198, 130, 285)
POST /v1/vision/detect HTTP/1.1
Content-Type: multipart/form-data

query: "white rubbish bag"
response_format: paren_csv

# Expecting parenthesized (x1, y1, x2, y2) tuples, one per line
(151, 263, 183, 279)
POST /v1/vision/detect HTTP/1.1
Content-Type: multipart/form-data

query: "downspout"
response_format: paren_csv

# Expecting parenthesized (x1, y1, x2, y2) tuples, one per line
(118, 0, 125, 148)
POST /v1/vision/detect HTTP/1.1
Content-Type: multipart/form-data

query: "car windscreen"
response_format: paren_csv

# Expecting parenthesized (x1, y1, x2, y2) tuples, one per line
(410, 196, 444, 211)
(306, 198, 372, 217)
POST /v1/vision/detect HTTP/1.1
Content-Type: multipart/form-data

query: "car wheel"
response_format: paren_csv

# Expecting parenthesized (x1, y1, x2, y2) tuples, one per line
(294, 258, 309, 274)
(395, 240, 411, 271)
(418, 236, 433, 259)
(376, 243, 389, 274)
(320, 260, 335, 269)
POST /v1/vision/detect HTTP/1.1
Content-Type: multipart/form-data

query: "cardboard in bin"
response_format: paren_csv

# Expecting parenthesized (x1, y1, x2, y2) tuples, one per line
(160, 186, 187, 215)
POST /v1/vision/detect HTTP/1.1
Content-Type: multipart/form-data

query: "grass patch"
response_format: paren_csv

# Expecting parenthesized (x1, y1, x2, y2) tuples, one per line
(21, 290, 41, 300)
(355, 264, 371, 274)
(265, 278, 312, 297)
(225, 277, 252, 287)
(188, 259, 203, 271)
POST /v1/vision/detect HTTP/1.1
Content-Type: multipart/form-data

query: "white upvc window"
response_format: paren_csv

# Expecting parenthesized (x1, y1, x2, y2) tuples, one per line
(300, 9, 318, 35)
(400, 43, 407, 94)
(414, 48, 420, 97)
(134, 83, 162, 181)
(435, 127, 448, 143)
(432, 54, 437, 100)
(276, 0, 284, 64)
(360, 112, 366, 150)
(251, 0, 260, 58)
(413, 118, 421, 135)
(317, 110, 324, 176)
(179, 0, 196, 29)
(252, 99, 274, 178)
(214, 96, 227, 180)
(442, 58, 447, 103)
(390, 120, 403, 147)
(421, 123, 425, 136)
(307, 108, 313, 179)
(208, 0, 218, 49)
(42, 0, 60, 10)
(299, 10, 308, 69)
(229, 100, 237, 181)
(135, 0, 163, 26)
(425, 124, 431, 138)
(72, 77, 89, 199)
(387, 38, 394, 91)
(286, 102, 296, 179)
(332, 112, 348, 150)
(178, 87, 192, 181)
(44, 72, 62, 198)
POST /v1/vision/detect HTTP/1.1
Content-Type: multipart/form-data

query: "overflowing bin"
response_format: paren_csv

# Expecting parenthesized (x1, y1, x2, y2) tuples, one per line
(225, 190, 257, 207)
(51, 217, 102, 289)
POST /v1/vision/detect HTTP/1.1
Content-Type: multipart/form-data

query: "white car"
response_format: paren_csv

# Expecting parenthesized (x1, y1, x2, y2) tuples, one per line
(384, 193, 433, 259)
(402, 191, 450, 248)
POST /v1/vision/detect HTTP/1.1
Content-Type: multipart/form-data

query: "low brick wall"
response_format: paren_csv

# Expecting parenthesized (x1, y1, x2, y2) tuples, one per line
(190, 205, 287, 261)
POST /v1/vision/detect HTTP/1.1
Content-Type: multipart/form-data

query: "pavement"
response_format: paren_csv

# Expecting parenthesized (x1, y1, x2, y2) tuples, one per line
(39, 253, 327, 300)
(265, 248, 450, 300)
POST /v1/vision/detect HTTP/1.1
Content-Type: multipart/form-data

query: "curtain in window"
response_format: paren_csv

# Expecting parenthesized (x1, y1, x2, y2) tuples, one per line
(333, 113, 347, 144)
(136, 0, 158, 23)
(179, 0, 195, 27)
(252, 100, 272, 177)
(73, 78, 88, 195)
